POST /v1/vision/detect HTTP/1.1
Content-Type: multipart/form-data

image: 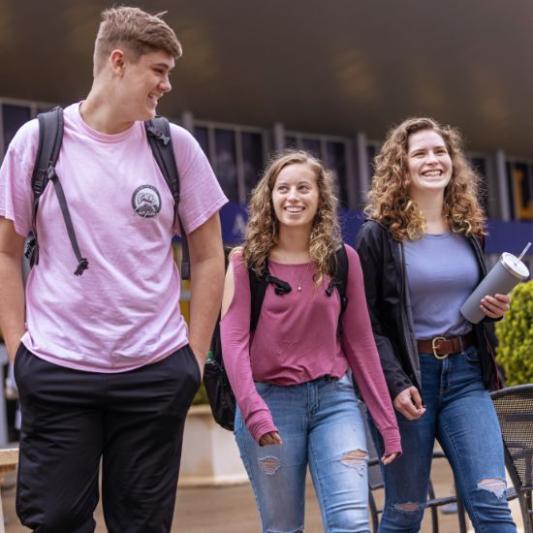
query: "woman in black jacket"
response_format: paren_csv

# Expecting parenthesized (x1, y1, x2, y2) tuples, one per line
(356, 117, 516, 532)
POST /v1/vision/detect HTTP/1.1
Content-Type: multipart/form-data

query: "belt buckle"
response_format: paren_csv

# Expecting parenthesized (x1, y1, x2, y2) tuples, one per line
(431, 336, 449, 360)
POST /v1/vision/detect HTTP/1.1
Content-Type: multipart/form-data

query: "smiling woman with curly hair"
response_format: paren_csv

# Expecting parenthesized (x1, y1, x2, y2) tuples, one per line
(356, 117, 516, 533)
(366, 117, 486, 241)
(243, 150, 341, 282)
(221, 149, 401, 532)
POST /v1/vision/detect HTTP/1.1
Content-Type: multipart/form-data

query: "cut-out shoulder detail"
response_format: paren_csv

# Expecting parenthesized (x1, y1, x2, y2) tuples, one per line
(221, 261, 236, 319)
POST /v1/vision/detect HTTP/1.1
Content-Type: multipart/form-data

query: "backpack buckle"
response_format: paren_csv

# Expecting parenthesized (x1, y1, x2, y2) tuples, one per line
(33, 171, 47, 195)
(24, 235, 39, 266)
(147, 125, 170, 146)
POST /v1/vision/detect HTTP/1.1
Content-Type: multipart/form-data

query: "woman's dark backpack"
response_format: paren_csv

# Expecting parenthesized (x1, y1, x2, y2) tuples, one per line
(203, 245, 349, 431)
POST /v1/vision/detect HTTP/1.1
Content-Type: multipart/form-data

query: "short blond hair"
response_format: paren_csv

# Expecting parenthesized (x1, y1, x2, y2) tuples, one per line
(94, 7, 182, 72)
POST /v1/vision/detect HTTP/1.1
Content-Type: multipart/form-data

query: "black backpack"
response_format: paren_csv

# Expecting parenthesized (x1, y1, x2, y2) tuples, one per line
(203, 245, 349, 431)
(25, 106, 190, 278)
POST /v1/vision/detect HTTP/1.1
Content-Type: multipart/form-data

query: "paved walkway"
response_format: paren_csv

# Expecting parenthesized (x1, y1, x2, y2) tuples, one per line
(3, 458, 471, 532)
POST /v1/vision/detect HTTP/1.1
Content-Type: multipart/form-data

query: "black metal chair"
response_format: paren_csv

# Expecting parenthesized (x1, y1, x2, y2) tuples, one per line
(366, 427, 467, 533)
(492, 383, 533, 533)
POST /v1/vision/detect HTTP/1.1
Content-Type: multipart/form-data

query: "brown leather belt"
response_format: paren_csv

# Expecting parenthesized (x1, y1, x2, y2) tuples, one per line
(417, 332, 475, 360)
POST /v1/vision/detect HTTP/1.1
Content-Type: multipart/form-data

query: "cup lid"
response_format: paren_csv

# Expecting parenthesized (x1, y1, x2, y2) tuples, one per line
(500, 252, 530, 280)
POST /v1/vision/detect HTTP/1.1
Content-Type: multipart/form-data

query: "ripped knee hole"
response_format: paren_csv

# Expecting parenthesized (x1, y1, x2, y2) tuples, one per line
(394, 502, 424, 513)
(341, 449, 368, 468)
(259, 456, 280, 475)
(477, 478, 507, 499)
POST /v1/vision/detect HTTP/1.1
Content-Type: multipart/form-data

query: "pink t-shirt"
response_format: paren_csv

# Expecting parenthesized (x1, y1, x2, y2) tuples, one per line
(220, 246, 401, 455)
(0, 103, 227, 372)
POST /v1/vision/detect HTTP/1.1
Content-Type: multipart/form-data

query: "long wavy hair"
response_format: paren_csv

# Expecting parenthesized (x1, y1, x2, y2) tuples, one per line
(365, 117, 486, 241)
(243, 150, 342, 284)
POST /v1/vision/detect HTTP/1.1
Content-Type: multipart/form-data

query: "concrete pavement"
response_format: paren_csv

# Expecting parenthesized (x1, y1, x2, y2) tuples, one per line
(3, 457, 471, 532)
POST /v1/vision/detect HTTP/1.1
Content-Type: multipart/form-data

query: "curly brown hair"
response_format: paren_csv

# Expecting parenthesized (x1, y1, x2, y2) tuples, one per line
(365, 117, 486, 241)
(243, 150, 342, 284)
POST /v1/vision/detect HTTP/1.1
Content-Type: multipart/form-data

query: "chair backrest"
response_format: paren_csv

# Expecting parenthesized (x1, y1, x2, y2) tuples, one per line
(491, 383, 533, 533)
(492, 384, 533, 491)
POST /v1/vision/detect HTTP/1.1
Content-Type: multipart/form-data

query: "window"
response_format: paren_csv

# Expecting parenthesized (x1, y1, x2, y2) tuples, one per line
(326, 141, 348, 207)
(241, 131, 264, 198)
(301, 138, 321, 158)
(284, 131, 353, 208)
(2, 103, 31, 152)
(469, 155, 489, 211)
(214, 129, 239, 203)
(506, 160, 533, 220)
(193, 126, 209, 156)
(193, 120, 268, 203)
(366, 143, 379, 179)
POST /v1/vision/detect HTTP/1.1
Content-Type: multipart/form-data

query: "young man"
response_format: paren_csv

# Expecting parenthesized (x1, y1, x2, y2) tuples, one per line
(0, 7, 227, 532)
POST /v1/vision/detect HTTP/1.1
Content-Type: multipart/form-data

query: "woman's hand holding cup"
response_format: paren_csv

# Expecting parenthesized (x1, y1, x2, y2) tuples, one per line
(480, 293, 511, 319)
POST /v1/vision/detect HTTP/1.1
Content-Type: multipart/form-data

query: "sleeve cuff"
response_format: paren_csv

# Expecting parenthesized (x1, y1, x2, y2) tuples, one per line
(381, 428, 403, 456)
(249, 417, 278, 443)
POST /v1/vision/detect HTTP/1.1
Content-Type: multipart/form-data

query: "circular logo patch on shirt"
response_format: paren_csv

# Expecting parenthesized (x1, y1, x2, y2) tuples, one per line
(131, 185, 161, 218)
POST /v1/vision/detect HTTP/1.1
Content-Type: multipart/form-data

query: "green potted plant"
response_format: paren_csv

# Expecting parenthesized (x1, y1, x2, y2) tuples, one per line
(495, 281, 533, 385)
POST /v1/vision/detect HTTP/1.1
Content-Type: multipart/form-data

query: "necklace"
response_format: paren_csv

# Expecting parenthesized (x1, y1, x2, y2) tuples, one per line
(293, 265, 310, 292)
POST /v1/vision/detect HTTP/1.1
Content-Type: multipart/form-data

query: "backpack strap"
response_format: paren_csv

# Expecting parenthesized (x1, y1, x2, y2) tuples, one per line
(27, 106, 89, 275)
(249, 268, 269, 333)
(334, 245, 349, 316)
(144, 117, 190, 279)
(249, 267, 292, 332)
(325, 245, 349, 334)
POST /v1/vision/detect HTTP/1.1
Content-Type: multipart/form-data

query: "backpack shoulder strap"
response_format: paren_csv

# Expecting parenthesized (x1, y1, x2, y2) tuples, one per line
(333, 244, 349, 316)
(29, 106, 64, 258)
(248, 262, 293, 332)
(28, 106, 89, 275)
(144, 117, 190, 279)
(144, 117, 179, 216)
(325, 245, 349, 336)
(249, 267, 269, 333)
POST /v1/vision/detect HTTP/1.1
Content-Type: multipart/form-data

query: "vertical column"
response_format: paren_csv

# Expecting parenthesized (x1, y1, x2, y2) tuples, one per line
(355, 132, 370, 208)
(235, 128, 246, 204)
(495, 149, 511, 221)
(181, 110, 194, 133)
(345, 140, 357, 209)
(273, 122, 285, 152)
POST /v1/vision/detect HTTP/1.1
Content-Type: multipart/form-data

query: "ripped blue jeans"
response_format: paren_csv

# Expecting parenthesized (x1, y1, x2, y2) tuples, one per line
(373, 346, 516, 533)
(235, 373, 370, 533)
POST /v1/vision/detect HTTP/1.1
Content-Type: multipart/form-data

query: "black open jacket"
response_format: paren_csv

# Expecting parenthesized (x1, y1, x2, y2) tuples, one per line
(355, 220, 501, 400)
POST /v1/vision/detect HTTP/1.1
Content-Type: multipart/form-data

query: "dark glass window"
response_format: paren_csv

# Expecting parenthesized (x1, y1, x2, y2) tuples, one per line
(2, 104, 31, 150)
(37, 105, 55, 115)
(326, 141, 348, 208)
(505, 162, 515, 219)
(241, 132, 264, 198)
(470, 156, 488, 210)
(302, 138, 321, 159)
(511, 162, 533, 220)
(367, 145, 377, 178)
(194, 126, 209, 156)
(285, 135, 298, 149)
(214, 129, 238, 202)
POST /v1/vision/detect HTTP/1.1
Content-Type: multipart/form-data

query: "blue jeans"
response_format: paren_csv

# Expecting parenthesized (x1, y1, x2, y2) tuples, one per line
(235, 373, 370, 533)
(374, 346, 516, 533)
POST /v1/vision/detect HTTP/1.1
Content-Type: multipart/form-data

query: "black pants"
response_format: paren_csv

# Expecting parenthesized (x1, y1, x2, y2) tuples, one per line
(14, 344, 201, 533)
